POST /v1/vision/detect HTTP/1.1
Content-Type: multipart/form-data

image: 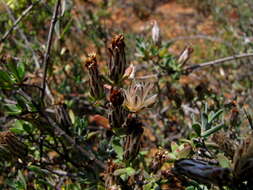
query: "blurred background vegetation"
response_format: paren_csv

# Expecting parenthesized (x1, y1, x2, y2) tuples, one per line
(1, 0, 253, 189)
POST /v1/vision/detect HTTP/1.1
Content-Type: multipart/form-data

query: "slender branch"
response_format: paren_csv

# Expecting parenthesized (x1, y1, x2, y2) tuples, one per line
(168, 34, 233, 48)
(184, 53, 253, 72)
(1, 0, 40, 68)
(41, 0, 61, 102)
(18, 89, 106, 170)
(0, 0, 40, 43)
(40, 110, 106, 170)
(136, 74, 158, 80)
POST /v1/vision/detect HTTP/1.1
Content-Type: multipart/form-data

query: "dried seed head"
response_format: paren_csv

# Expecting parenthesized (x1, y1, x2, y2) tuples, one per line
(108, 34, 127, 83)
(108, 105, 127, 130)
(85, 53, 104, 100)
(111, 34, 125, 49)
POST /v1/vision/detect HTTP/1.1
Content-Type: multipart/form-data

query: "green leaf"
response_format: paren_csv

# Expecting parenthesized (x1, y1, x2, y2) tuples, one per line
(55, 20, 61, 38)
(18, 170, 27, 190)
(23, 123, 33, 133)
(185, 186, 195, 190)
(28, 165, 50, 176)
(5, 61, 19, 81)
(0, 70, 13, 85)
(86, 131, 99, 140)
(192, 123, 201, 137)
(201, 113, 209, 130)
(4, 104, 22, 115)
(171, 141, 179, 152)
(10, 127, 24, 134)
(113, 167, 135, 177)
(217, 153, 231, 168)
(208, 109, 223, 124)
(176, 143, 192, 159)
(201, 123, 225, 137)
(17, 62, 25, 81)
(143, 183, 151, 190)
(15, 93, 36, 112)
(37, 179, 54, 188)
(60, 19, 73, 38)
(112, 138, 123, 160)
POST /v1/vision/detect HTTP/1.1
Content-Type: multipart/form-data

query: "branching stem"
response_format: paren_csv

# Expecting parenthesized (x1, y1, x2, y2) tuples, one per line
(185, 53, 253, 72)
(41, 0, 61, 102)
(0, 0, 40, 43)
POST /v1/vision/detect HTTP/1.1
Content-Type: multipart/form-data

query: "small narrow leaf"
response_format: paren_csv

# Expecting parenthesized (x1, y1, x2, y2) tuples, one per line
(17, 62, 25, 81)
(18, 170, 27, 190)
(112, 139, 123, 160)
(201, 113, 209, 130)
(201, 123, 225, 137)
(208, 109, 223, 124)
(5, 104, 22, 115)
(217, 153, 231, 168)
(192, 123, 201, 137)
(113, 167, 135, 177)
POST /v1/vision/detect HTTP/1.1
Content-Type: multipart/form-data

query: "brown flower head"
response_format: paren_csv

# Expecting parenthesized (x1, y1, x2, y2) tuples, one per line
(108, 88, 127, 130)
(108, 34, 127, 83)
(123, 115, 143, 162)
(85, 53, 104, 100)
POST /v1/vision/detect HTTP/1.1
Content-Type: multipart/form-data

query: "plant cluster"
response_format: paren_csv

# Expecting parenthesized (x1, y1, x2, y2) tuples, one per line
(1, 0, 253, 190)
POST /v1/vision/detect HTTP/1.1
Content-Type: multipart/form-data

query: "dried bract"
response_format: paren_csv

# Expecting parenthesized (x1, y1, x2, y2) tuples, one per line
(124, 82, 157, 112)
(123, 116, 143, 162)
(151, 20, 160, 45)
(123, 64, 135, 80)
(178, 46, 193, 66)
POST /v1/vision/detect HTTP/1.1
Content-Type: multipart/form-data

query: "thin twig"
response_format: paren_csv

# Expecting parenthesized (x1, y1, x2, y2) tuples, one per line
(0, 0, 40, 43)
(40, 110, 106, 170)
(18, 89, 106, 170)
(184, 53, 253, 72)
(1, 0, 40, 68)
(41, 0, 61, 102)
(168, 34, 233, 48)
